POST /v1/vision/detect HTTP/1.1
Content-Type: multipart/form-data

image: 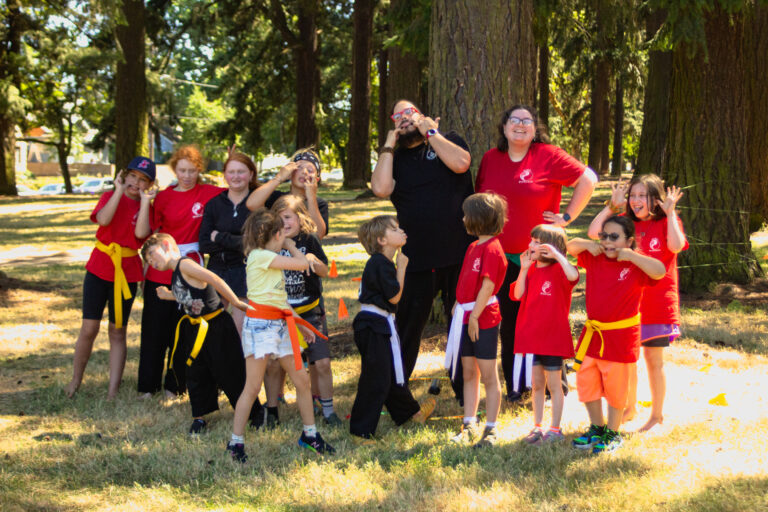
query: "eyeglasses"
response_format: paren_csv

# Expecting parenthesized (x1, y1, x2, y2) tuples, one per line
(391, 107, 419, 122)
(508, 116, 534, 126)
(598, 232, 621, 242)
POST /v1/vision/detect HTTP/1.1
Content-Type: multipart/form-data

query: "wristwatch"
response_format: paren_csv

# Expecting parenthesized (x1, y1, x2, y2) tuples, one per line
(562, 213, 571, 224)
(426, 128, 438, 139)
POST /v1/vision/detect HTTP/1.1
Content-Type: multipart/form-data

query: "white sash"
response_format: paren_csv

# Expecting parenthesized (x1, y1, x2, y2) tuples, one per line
(359, 304, 405, 385)
(513, 353, 534, 392)
(178, 242, 203, 263)
(444, 296, 499, 379)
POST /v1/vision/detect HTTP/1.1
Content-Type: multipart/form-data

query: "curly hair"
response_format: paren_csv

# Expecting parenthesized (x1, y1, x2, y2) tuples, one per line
(271, 194, 317, 235)
(168, 145, 205, 174)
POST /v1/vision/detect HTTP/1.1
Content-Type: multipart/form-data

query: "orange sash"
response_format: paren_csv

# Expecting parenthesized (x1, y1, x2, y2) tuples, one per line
(246, 301, 328, 370)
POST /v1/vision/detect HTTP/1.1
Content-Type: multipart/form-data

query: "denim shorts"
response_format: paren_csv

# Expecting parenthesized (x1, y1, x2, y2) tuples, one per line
(241, 317, 295, 360)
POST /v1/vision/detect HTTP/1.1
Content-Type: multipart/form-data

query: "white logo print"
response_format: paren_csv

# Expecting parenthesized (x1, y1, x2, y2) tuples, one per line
(649, 237, 661, 252)
(541, 281, 552, 296)
(519, 169, 533, 184)
(618, 268, 630, 281)
(472, 258, 481, 272)
(132, 212, 138, 225)
(191, 202, 204, 218)
(426, 149, 437, 160)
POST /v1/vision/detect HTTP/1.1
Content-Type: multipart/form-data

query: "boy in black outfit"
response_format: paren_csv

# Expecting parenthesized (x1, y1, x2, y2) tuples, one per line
(349, 215, 436, 440)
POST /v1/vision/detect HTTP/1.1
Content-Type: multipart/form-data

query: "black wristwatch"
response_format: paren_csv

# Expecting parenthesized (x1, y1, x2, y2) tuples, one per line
(562, 213, 572, 224)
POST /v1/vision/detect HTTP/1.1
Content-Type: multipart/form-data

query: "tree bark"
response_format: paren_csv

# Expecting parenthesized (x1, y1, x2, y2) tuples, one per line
(387, 46, 423, 110)
(115, 0, 148, 172)
(294, 0, 320, 148)
(611, 75, 624, 176)
(537, 41, 550, 132)
(588, 60, 610, 174)
(344, 0, 376, 188)
(601, 97, 610, 175)
(745, 2, 768, 231)
(428, 0, 535, 174)
(664, 6, 761, 290)
(0, 0, 23, 195)
(377, 47, 388, 150)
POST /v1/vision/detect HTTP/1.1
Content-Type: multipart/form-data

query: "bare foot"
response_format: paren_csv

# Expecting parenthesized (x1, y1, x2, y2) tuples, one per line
(164, 389, 177, 400)
(638, 416, 663, 432)
(622, 407, 636, 424)
(64, 381, 80, 398)
(137, 392, 153, 400)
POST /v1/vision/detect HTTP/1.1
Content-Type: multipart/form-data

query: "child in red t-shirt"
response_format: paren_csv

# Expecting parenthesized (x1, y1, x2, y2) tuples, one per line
(567, 215, 665, 453)
(64, 157, 156, 400)
(512, 225, 578, 445)
(588, 174, 688, 431)
(448, 193, 508, 448)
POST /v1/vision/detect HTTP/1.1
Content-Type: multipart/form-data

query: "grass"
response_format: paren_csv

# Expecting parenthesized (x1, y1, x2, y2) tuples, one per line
(1, 181, 768, 511)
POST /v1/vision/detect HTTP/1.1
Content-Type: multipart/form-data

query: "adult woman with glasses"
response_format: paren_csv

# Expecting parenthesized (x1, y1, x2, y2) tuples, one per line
(475, 104, 597, 402)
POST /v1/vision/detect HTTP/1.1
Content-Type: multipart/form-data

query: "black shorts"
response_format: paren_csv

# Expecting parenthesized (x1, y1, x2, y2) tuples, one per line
(209, 264, 247, 298)
(82, 271, 138, 325)
(642, 336, 672, 348)
(459, 324, 499, 360)
(301, 305, 330, 363)
(533, 354, 564, 371)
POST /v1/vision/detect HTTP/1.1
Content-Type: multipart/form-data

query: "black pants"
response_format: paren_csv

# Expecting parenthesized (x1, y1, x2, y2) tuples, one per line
(138, 280, 185, 394)
(396, 264, 463, 401)
(498, 262, 568, 397)
(177, 312, 262, 422)
(349, 326, 421, 437)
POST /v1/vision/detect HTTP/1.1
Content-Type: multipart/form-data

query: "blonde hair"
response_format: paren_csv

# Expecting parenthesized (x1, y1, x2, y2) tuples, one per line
(140, 233, 177, 262)
(530, 224, 568, 264)
(242, 208, 283, 254)
(271, 194, 317, 235)
(358, 215, 398, 255)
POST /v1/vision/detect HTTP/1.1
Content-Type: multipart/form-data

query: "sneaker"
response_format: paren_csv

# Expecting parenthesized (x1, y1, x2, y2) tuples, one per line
(451, 422, 480, 444)
(592, 428, 623, 454)
(226, 442, 247, 463)
(505, 391, 523, 404)
(188, 418, 207, 435)
(265, 412, 280, 430)
(473, 426, 498, 448)
(323, 412, 343, 427)
(572, 424, 605, 450)
(542, 429, 565, 443)
(249, 408, 266, 430)
(298, 431, 336, 454)
(412, 397, 437, 424)
(524, 427, 543, 445)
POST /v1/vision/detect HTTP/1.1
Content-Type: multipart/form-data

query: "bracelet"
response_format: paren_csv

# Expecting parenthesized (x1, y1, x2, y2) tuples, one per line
(379, 146, 395, 155)
(604, 199, 623, 214)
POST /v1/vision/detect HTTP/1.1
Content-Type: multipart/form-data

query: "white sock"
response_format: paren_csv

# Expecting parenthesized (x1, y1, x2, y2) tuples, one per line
(463, 416, 478, 425)
(485, 421, 496, 428)
(230, 433, 245, 444)
(303, 424, 317, 437)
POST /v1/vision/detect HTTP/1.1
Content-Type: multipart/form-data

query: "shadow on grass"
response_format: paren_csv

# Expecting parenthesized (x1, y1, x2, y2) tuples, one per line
(663, 474, 768, 511)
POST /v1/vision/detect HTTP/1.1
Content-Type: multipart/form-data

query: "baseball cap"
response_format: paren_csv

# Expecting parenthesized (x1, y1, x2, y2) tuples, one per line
(127, 156, 156, 181)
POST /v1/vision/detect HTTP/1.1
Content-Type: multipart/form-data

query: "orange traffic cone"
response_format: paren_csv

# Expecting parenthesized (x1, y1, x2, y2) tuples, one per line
(329, 260, 338, 278)
(337, 298, 349, 319)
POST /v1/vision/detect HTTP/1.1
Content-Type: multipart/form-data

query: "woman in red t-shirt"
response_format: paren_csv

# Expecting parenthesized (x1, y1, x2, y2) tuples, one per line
(64, 157, 156, 400)
(475, 104, 597, 402)
(588, 174, 688, 432)
(135, 145, 224, 398)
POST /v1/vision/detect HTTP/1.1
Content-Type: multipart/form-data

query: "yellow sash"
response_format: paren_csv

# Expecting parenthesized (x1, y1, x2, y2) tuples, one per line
(95, 240, 138, 328)
(170, 309, 223, 368)
(293, 298, 320, 315)
(573, 314, 641, 371)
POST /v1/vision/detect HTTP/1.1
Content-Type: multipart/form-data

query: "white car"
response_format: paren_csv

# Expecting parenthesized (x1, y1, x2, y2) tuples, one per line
(36, 183, 66, 195)
(75, 178, 114, 194)
(16, 184, 37, 196)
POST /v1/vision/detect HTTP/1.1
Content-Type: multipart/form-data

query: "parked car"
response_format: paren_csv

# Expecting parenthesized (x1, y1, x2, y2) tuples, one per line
(75, 178, 114, 194)
(16, 184, 37, 196)
(36, 183, 66, 195)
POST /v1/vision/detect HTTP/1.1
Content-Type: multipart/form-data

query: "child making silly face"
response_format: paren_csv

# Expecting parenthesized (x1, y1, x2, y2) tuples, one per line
(596, 219, 635, 260)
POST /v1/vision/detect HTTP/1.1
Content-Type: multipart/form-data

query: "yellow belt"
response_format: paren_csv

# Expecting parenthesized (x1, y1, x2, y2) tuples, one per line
(573, 314, 641, 371)
(170, 309, 223, 369)
(293, 298, 320, 315)
(95, 240, 138, 328)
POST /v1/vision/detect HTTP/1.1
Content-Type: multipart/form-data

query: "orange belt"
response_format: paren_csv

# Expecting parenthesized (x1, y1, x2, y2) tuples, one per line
(246, 301, 328, 370)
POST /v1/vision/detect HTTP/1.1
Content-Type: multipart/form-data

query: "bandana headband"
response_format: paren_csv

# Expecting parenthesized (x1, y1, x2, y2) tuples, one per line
(292, 152, 321, 172)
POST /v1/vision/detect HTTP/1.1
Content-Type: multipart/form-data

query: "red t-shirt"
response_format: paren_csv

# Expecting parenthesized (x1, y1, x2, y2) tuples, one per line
(576, 251, 658, 363)
(455, 237, 508, 329)
(85, 191, 146, 283)
(635, 216, 688, 325)
(512, 263, 577, 357)
(146, 183, 224, 284)
(475, 144, 585, 254)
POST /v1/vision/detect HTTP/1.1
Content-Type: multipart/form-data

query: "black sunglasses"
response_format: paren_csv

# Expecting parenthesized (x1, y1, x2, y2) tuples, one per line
(598, 232, 621, 242)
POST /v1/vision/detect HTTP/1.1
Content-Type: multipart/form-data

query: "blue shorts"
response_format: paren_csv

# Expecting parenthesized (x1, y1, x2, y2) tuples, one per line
(241, 317, 294, 360)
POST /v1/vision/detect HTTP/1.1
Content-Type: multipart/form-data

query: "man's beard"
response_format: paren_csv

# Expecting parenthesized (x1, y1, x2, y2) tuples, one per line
(396, 127, 425, 148)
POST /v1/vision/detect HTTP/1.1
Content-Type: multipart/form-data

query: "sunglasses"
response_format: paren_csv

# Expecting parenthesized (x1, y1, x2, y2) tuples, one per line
(598, 232, 622, 242)
(391, 107, 419, 122)
(508, 116, 534, 126)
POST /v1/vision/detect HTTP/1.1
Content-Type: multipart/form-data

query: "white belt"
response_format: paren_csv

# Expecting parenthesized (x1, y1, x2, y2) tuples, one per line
(513, 354, 533, 392)
(178, 242, 202, 263)
(359, 304, 405, 385)
(445, 296, 498, 379)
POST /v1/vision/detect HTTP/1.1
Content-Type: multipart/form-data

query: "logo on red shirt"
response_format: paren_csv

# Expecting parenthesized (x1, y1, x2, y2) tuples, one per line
(472, 258, 481, 272)
(191, 202, 204, 218)
(519, 169, 534, 183)
(649, 237, 661, 252)
(132, 212, 138, 225)
(541, 280, 552, 296)
(618, 268, 630, 281)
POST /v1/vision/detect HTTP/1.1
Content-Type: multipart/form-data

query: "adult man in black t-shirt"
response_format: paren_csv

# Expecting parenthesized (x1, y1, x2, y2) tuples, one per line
(371, 99, 474, 402)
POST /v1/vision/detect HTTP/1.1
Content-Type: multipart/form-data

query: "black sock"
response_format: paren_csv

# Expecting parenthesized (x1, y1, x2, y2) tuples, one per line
(267, 406, 279, 419)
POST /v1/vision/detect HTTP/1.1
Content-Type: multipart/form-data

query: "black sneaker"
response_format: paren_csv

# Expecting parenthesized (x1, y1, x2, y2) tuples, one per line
(249, 408, 266, 430)
(265, 411, 280, 430)
(188, 418, 207, 435)
(473, 426, 498, 448)
(505, 391, 523, 404)
(298, 431, 335, 454)
(323, 412, 343, 427)
(226, 442, 247, 463)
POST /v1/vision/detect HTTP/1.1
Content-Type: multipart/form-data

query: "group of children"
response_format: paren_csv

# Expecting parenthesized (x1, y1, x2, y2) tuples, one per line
(66, 150, 686, 460)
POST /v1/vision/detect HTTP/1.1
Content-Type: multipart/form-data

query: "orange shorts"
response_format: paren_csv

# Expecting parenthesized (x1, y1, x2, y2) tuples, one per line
(576, 356, 635, 410)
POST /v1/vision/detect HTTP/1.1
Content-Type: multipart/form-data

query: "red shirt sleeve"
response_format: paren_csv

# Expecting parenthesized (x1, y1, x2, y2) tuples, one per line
(544, 145, 585, 187)
(90, 191, 112, 223)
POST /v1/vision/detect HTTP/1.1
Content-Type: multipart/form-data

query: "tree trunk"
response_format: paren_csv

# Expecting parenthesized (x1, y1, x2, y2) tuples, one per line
(0, 0, 23, 195)
(115, 0, 148, 172)
(428, 0, 535, 174)
(601, 97, 610, 174)
(537, 41, 550, 132)
(377, 47, 389, 150)
(294, 0, 320, 149)
(57, 143, 73, 194)
(345, 0, 376, 188)
(588, 60, 610, 174)
(664, 6, 760, 290)
(611, 75, 624, 176)
(636, 9, 670, 176)
(745, 2, 768, 231)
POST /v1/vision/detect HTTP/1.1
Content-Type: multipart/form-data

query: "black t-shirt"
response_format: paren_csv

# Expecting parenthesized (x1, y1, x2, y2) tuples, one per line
(266, 190, 330, 235)
(358, 252, 400, 314)
(171, 258, 221, 316)
(390, 131, 474, 272)
(279, 233, 328, 309)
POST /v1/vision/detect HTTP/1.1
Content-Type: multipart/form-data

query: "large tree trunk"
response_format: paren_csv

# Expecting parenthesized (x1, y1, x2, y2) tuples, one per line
(611, 75, 624, 176)
(345, 0, 375, 188)
(294, 0, 320, 149)
(537, 41, 550, 132)
(587, 60, 610, 174)
(115, 0, 148, 172)
(600, 97, 610, 174)
(57, 143, 73, 194)
(0, 0, 23, 195)
(377, 47, 388, 150)
(636, 10, 670, 176)
(745, 2, 768, 231)
(428, 0, 535, 174)
(664, 6, 761, 290)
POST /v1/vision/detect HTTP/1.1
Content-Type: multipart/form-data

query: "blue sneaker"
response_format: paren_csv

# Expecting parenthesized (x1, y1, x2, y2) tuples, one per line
(592, 428, 623, 454)
(572, 424, 605, 450)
